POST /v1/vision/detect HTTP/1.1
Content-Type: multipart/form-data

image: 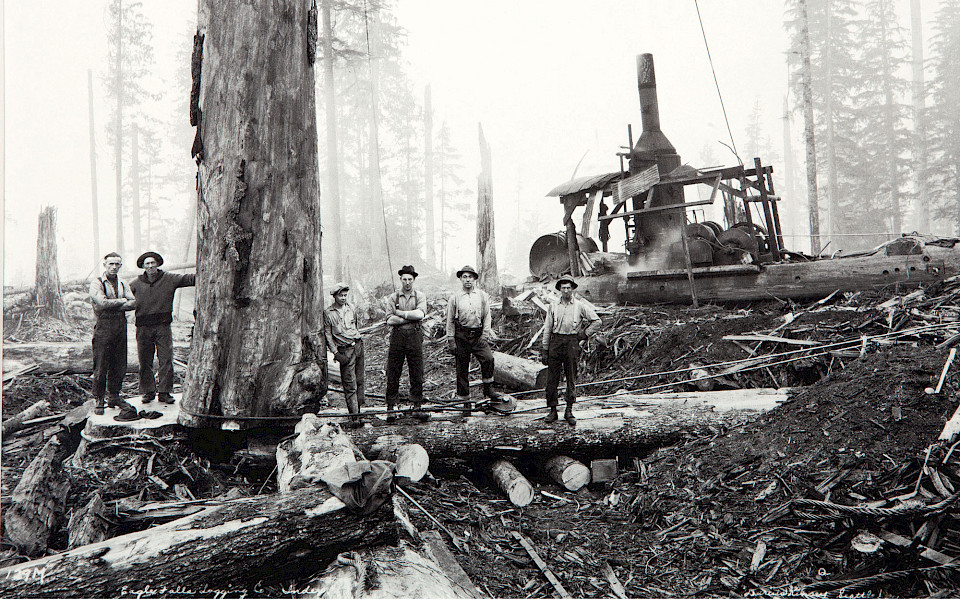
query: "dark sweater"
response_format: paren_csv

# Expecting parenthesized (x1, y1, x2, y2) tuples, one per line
(129, 271, 196, 326)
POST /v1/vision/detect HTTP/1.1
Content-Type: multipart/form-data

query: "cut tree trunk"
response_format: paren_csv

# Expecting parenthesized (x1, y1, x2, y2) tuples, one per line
(489, 459, 534, 507)
(477, 123, 500, 295)
(1, 400, 50, 437)
(181, 0, 326, 428)
(67, 492, 110, 550)
(374, 439, 429, 482)
(276, 415, 366, 494)
(35, 207, 67, 320)
(346, 389, 788, 461)
(543, 455, 590, 492)
(3, 436, 71, 556)
(493, 351, 547, 391)
(0, 487, 399, 598)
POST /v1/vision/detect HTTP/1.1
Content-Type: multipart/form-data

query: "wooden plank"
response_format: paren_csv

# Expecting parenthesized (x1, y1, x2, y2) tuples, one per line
(723, 334, 821, 346)
(879, 531, 958, 565)
(421, 530, 487, 598)
(615, 165, 659, 204)
(598, 198, 714, 222)
(602, 561, 627, 599)
(511, 531, 571, 598)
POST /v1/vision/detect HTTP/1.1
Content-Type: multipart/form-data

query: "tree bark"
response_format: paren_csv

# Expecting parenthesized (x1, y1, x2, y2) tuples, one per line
(67, 492, 110, 550)
(346, 391, 786, 462)
(35, 207, 67, 320)
(276, 416, 366, 494)
(799, 0, 822, 255)
(477, 123, 500, 294)
(3, 436, 71, 557)
(0, 487, 399, 598)
(488, 459, 534, 507)
(181, 0, 326, 428)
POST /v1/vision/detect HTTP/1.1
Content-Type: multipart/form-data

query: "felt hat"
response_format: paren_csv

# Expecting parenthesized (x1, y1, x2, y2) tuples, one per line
(398, 265, 419, 278)
(555, 277, 579, 290)
(330, 282, 350, 296)
(456, 265, 479, 278)
(137, 251, 164, 268)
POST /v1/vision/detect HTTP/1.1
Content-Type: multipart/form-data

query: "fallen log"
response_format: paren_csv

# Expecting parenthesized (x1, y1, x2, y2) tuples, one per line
(1, 400, 50, 437)
(67, 493, 109, 549)
(493, 351, 547, 391)
(543, 455, 590, 492)
(2, 337, 190, 375)
(489, 459, 534, 507)
(345, 389, 789, 461)
(276, 414, 365, 493)
(3, 436, 71, 556)
(0, 486, 399, 598)
(374, 437, 429, 482)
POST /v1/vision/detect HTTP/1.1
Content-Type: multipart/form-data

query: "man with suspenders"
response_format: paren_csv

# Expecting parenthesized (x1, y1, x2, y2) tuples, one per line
(88, 252, 139, 421)
(384, 265, 429, 422)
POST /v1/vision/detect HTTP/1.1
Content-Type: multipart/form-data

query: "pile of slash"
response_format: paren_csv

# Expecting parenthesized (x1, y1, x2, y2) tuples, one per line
(5, 277, 960, 597)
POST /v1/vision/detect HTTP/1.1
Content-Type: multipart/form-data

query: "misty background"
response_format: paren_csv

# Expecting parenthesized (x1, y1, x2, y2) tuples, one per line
(4, 0, 958, 288)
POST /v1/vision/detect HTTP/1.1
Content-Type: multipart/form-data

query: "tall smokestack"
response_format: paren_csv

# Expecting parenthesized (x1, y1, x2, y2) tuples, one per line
(631, 53, 681, 174)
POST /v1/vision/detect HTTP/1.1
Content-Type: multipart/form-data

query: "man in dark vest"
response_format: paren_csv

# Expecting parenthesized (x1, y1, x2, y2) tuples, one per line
(384, 265, 428, 422)
(89, 252, 139, 421)
(130, 251, 196, 404)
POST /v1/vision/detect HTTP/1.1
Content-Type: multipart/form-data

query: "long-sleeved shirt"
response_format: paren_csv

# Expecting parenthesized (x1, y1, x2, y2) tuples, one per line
(446, 288, 492, 338)
(386, 290, 426, 329)
(89, 273, 136, 318)
(542, 296, 601, 348)
(129, 270, 196, 326)
(324, 302, 362, 351)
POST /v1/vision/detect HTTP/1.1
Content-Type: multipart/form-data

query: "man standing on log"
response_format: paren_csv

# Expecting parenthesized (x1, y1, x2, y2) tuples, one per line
(385, 266, 429, 423)
(324, 282, 366, 428)
(446, 265, 502, 416)
(130, 252, 196, 404)
(541, 277, 601, 425)
(89, 252, 140, 420)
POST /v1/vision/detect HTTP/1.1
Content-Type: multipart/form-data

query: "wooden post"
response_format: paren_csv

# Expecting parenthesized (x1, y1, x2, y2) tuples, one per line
(424, 85, 436, 268)
(35, 207, 68, 320)
(88, 69, 101, 266)
(180, 0, 326, 427)
(563, 195, 581, 277)
(477, 123, 500, 293)
(677, 211, 698, 308)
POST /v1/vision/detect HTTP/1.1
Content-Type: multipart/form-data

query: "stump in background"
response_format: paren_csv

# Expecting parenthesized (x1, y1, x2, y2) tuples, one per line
(35, 206, 67, 321)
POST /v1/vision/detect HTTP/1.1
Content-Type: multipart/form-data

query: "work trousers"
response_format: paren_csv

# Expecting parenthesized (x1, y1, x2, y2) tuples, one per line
(92, 316, 127, 399)
(137, 323, 174, 395)
(385, 326, 424, 407)
(545, 333, 580, 407)
(454, 323, 495, 399)
(336, 341, 366, 415)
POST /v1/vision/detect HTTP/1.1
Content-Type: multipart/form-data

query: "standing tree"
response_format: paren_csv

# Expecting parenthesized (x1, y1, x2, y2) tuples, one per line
(180, 0, 326, 427)
(910, 0, 929, 233)
(321, 0, 344, 281)
(435, 122, 472, 273)
(476, 123, 500, 294)
(926, 0, 960, 233)
(423, 85, 436, 268)
(35, 207, 67, 321)
(87, 70, 101, 267)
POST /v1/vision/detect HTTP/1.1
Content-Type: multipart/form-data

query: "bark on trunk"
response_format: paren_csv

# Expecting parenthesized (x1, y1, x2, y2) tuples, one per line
(67, 492, 110, 550)
(543, 455, 590, 492)
(493, 351, 548, 391)
(182, 0, 325, 428)
(488, 459, 534, 507)
(131, 123, 142, 256)
(346, 391, 786, 461)
(0, 487, 399, 598)
(477, 123, 500, 294)
(1, 400, 50, 437)
(35, 207, 67, 320)
(3, 436, 71, 556)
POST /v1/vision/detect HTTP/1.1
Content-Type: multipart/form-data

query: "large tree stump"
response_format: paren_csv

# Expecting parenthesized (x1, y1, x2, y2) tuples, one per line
(0, 487, 399, 598)
(181, 0, 325, 428)
(34, 207, 67, 320)
(3, 436, 71, 556)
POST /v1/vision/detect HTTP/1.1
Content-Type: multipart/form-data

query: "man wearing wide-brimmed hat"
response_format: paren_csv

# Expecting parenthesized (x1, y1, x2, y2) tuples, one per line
(129, 251, 196, 405)
(445, 265, 502, 416)
(384, 266, 428, 422)
(541, 277, 601, 425)
(324, 282, 366, 427)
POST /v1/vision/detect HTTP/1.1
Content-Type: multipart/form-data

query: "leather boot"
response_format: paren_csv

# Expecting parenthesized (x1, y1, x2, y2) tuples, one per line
(385, 402, 397, 423)
(564, 404, 577, 426)
(412, 404, 431, 422)
(93, 397, 105, 416)
(483, 383, 503, 401)
(461, 398, 473, 417)
(544, 407, 558, 423)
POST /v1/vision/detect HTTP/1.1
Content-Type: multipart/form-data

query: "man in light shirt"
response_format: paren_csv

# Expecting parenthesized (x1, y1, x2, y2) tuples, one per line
(446, 265, 502, 416)
(324, 282, 366, 428)
(541, 277, 601, 425)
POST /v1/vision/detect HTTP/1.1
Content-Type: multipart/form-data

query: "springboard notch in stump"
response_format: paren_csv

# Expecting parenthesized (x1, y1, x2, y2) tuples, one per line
(544, 455, 591, 492)
(489, 459, 534, 507)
